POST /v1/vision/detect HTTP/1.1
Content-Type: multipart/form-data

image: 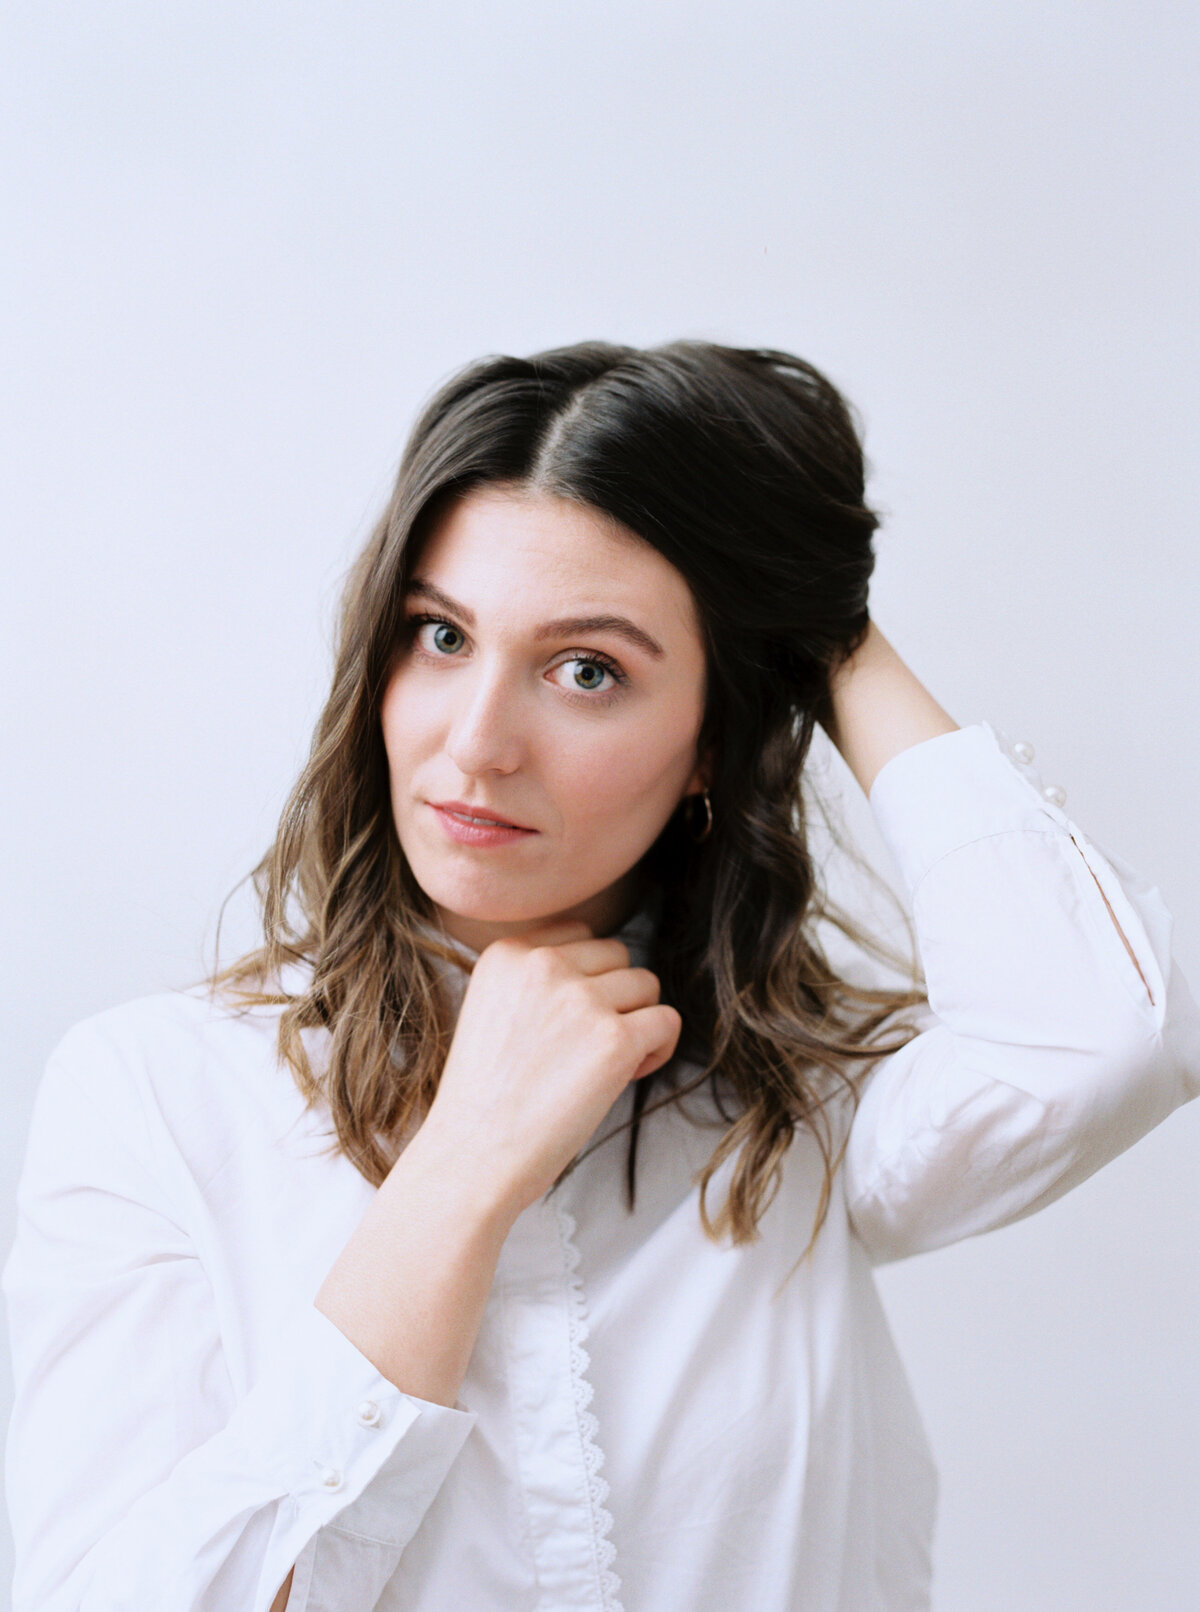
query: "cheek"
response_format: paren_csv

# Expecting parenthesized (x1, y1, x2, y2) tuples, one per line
(379, 680, 426, 794)
(556, 708, 699, 821)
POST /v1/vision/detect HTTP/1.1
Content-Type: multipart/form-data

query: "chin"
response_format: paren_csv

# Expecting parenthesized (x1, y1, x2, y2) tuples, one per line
(416, 872, 574, 927)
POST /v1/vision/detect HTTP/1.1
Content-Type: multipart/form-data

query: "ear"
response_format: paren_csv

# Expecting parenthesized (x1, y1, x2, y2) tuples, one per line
(683, 743, 715, 796)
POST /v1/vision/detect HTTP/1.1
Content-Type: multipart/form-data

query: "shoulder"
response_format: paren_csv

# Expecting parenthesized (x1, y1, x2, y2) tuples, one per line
(50, 984, 285, 1084)
(38, 984, 325, 1186)
(52, 955, 313, 1046)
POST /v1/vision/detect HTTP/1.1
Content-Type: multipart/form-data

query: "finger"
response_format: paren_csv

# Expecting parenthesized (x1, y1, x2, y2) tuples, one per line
(543, 937, 633, 976)
(623, 1003, 682, 1081)
(590, 966, 661, 1012)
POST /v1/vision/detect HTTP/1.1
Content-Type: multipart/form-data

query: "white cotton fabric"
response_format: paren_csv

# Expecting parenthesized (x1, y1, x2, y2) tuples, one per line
(5, 721, 1199, 1612)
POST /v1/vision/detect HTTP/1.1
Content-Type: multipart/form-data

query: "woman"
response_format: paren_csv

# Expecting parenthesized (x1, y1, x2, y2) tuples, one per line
(5, 340, 1197, 1612)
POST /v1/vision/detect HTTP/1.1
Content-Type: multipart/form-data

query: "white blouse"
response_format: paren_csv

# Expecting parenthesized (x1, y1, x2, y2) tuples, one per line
(5, 721, 1199, 1612)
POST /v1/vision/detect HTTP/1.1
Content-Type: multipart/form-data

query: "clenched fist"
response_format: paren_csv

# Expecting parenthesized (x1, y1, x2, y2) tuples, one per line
(415, 919, 682, 1216)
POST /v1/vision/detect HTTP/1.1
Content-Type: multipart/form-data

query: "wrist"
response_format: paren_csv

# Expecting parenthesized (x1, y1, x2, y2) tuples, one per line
(395, 1112, 529, 1235)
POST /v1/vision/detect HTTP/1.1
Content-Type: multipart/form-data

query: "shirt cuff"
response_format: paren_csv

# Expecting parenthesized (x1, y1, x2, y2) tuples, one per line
(247, 1301, 476, 1540)
(867, 720, 1071, 902)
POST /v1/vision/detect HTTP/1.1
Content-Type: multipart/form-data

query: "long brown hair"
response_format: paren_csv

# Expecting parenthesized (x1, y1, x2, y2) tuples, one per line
(212, 339, 928, 1251)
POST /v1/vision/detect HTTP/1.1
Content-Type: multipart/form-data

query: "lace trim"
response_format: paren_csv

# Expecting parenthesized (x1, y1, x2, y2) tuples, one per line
(553, 1203, 625, 1612)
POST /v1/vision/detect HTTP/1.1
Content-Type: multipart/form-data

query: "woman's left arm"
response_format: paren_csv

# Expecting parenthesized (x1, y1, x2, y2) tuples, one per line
(821, 620, 1149, 990)
(820, 618, 960, 797)
(820, 620, 1200, 1263)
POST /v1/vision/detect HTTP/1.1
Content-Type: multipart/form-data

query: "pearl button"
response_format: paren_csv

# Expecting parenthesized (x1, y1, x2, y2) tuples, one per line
(1012, 739, 1035, 764)
(1042, 783, 1067, 808)
(319, 1466, 343, 1491)
(356, 1399, 381, 1427)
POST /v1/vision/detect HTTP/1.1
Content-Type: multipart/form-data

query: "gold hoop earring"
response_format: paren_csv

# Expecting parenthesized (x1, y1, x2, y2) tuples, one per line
(687, 788, 712, 844)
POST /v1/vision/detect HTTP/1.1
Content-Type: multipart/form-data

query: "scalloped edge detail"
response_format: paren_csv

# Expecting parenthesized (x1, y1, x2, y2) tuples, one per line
(554, 1203, 625, 1612)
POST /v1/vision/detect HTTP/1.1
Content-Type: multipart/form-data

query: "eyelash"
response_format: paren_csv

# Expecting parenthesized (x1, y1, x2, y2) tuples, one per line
(403, 613, 631, 705)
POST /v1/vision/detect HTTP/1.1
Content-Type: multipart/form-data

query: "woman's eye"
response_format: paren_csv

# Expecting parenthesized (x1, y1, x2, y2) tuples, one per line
(550, 657, 623, 696)
(407, 616, 627, 702)
(414, 619, 466, 656)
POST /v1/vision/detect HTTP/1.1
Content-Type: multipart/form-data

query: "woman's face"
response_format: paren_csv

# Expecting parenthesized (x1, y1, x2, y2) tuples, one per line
(381, 483, 710, 953)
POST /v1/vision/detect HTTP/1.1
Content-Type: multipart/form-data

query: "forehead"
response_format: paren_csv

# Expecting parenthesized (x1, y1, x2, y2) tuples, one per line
(410, 485, 701, 635)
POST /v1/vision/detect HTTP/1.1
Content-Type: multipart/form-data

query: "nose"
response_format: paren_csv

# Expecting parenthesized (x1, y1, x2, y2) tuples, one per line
(443, 659, 527, 776)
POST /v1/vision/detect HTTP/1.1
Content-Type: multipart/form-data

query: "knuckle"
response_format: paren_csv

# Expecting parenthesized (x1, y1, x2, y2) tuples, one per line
(596, 1014, 626, 1057)
(526, 945, 562, 981)
(486, 936, 523, 966)
(564, 974, 595, 1013)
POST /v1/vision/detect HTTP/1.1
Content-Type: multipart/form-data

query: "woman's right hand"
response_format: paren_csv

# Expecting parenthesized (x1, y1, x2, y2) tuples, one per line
(316, 917, 679, 1407)
(415, 919, 682, 1218)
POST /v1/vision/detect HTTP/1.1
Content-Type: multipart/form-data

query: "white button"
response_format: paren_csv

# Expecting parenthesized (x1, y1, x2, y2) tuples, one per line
(319, 1466, 343, 1491)
(356, 1399, 381, 1427)
(1042, 783, 1066, 807)
(1012, 739, 1035, 764)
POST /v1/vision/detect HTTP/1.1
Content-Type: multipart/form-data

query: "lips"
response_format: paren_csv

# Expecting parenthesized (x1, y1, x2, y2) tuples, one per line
(429, 800, 534, 831)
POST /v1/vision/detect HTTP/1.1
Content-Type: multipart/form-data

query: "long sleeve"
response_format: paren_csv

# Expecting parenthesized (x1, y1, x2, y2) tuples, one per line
(844, 720, 1200, 1265)
(2, 1035, 476, 1612)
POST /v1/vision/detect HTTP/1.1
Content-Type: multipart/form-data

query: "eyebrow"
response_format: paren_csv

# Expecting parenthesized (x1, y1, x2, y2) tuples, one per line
(403, 578, 666, 660)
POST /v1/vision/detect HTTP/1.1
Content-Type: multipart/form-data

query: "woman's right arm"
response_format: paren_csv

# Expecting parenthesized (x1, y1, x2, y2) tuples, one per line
(5, 922, 677, 1610)
(2, 1029, 478, 1612)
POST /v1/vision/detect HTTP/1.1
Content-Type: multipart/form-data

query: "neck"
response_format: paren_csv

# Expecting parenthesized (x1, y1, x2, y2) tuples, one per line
(432, 867, 650, 956)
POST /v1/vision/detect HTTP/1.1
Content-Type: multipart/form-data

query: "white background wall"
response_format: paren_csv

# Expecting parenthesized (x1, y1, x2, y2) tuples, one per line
(2, 3, 1197, 1607)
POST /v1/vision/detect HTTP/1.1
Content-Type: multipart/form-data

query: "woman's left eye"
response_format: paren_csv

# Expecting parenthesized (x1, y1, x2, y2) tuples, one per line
(549, 655, 627, 698)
